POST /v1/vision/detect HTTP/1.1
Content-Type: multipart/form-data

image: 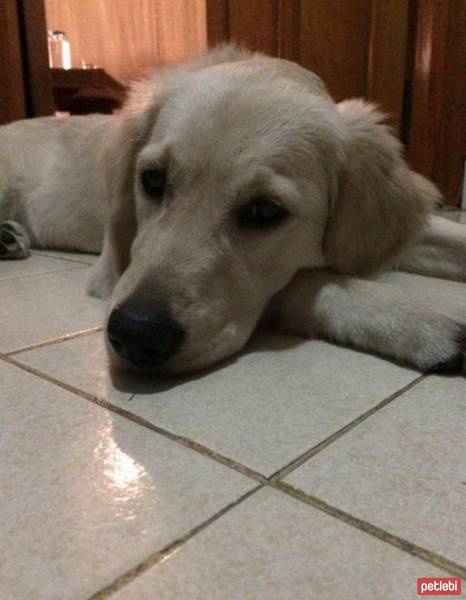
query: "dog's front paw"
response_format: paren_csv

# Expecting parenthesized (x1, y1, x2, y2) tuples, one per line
(429, 353, 464, 374)
(419, 324, 466, 375)
(0, 221, 31, 260)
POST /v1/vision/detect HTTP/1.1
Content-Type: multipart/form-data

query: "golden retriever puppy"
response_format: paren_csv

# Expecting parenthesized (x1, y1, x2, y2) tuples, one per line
(1, 46, 465, 374)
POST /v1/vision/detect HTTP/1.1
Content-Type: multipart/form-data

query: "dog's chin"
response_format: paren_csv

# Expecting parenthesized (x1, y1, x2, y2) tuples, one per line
(105, 325, 251, 377)
(107, 352, 226, 378)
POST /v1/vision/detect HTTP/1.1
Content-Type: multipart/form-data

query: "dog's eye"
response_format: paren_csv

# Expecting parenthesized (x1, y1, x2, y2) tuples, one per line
(141, 168, 166, 199)
(238, 197, 289, 228)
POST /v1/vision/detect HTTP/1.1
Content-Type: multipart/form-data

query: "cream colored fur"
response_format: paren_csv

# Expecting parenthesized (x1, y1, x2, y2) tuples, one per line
(1, 45, 465, 373)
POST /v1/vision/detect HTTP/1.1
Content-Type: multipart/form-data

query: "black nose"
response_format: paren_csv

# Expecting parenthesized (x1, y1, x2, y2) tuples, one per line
(107, 302, 185, 367)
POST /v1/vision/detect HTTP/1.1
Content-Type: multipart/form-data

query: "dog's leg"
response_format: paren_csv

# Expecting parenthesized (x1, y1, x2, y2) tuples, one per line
(86, 232, 117, 299)
(271, 269, 466, 373)
(398, 215, 466, 282)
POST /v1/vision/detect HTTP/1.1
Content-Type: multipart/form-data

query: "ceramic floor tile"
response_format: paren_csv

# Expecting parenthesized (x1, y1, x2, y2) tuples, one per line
(107, 332, 418, 476)
(112, 487, 462, 600)
(16, 331, 131, 403)
(0, 267, 104, 352)
(32, 249, 99, 264)
(0, 359, 252, 600)
(0, 253, 83, 281)
(13, 330, 417, 476)
(286, 375, 466, 567)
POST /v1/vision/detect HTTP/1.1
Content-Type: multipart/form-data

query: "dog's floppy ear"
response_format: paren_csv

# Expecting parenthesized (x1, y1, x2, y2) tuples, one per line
(104, 80, 163, 275)
(87, 80, 162, 299)
(323, 100, 440, 275)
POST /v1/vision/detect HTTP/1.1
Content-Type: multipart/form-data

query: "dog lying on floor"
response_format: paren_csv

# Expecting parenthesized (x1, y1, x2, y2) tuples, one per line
(1, 45, 465, 374)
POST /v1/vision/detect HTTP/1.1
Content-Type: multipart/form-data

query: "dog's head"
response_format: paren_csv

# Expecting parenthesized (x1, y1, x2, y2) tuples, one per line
(99, 48, 436, 374)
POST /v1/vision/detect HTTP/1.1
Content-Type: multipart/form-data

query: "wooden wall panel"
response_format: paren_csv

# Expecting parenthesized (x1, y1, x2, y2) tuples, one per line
(408, 0, 466, 205)
(407, 0, 448, 180)
(409, 0, 466, 206)
(0, 0, 26, 124)
(206, 0, 228, 45)
(44, 0, 207, 83)
(367, 0, 408, 133)
(228, 0, 278, 55)
(20, 0, 54, 117)
(434, 0, 466, 205)
(206, 0, 408, 129)
(277, 0, 301, 62)
(297, 0, 372, 101)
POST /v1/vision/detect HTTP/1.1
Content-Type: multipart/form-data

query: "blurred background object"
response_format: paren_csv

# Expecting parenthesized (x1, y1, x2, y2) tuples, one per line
(44, 0, 207, 82)
(0, 0, 464, 206)
(47, 30, 72, 69)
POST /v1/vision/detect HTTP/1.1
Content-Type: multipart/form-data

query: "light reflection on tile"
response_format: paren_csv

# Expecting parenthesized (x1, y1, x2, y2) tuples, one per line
(5, 238, 466, 600)
(95, 422, 153, 495)
(16, 329, 419, 476)
(115, 333, 418, 476)
(0, 360, 252, 600)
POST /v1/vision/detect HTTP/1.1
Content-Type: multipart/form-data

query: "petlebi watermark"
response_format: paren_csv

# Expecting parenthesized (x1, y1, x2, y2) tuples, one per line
(417, 577, 462, 596)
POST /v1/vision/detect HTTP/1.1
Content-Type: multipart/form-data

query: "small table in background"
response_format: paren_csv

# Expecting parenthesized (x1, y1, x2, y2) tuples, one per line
(50, 68, 127, 114)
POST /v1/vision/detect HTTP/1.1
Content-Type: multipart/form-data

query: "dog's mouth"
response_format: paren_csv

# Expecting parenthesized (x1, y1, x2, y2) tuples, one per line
(105, 335, 178, 374)
(105, 317, 252, 376)
(107, 337, 174, 369)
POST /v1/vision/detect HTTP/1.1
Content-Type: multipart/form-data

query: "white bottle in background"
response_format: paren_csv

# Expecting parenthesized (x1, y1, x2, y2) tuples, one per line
(48, 30, 72, 69)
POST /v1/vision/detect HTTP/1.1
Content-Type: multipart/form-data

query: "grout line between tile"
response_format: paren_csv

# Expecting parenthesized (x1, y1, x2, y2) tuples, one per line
(87, 484, 263, 600)
(7, 327, 104, 356)
(268, 374, 425, 482)
(31, 250, 97, 265)
(2, 352, 464, 591)
(0, 264, 86, 283)
(89, 477, 466, 599)
(0, 353, 267, 485)
(271, 480, 466, 580)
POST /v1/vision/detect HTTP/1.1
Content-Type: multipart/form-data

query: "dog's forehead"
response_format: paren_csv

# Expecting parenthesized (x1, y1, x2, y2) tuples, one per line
(151, 67, 337, 174)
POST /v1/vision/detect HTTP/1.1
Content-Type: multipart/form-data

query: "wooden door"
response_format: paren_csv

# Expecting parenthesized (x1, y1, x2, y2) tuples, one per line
(0, 0, 53, 124)
(206, 0, 464, 205)
(207, 0, 409, 134)
(19, 0, 54, 118)
(407, 0, 466, 207)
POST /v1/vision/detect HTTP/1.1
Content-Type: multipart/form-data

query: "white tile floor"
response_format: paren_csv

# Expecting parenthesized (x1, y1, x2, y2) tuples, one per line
(1, 213, 465, 600)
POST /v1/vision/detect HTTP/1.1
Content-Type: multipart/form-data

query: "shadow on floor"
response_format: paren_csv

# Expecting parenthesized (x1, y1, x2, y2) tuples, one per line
(109, 326, 306, 396)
